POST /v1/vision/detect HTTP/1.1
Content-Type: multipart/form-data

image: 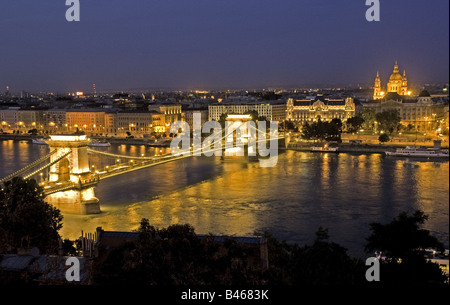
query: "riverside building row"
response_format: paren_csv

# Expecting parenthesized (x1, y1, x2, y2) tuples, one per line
(1, 93, 448, 135)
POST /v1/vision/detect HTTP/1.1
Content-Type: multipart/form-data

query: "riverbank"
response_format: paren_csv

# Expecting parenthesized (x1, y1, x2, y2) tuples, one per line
(0, 134, 172, 147)
(286, 142, 447, 153)
(1, 133, 448, 153)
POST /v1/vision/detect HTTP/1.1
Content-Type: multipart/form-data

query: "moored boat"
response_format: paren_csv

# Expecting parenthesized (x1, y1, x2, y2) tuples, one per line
(310, 142, 339, 153)
(32, 138, 48, 145)
(385, 146, 449, 158)
(88, 140, 111, 147)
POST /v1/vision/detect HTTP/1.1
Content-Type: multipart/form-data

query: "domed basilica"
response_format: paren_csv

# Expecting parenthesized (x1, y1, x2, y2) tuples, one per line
(373, 61, 409, 100)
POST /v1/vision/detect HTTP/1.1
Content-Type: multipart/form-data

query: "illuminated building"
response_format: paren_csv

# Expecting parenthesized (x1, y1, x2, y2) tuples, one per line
(148, 103, 183, 133)
(115, 111, 154, 135)
(286, 95, 356, 123)
(66, 109, 106, 134)
(184, 110, 209, 130)
(0, 109, 18, 130)
(17, 110, 44, 130)
(208, 101, 287, 122)
(43, 109, 67, 131)
(362, 90, 449, 132)
(374, 61, 409, 99)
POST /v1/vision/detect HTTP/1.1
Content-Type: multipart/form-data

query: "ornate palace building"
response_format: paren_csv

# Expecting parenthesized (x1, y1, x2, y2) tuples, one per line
(286, 95, 356, 124)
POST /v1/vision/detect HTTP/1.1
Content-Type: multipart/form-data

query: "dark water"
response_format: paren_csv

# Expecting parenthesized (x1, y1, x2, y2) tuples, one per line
(1, 140, 448, 258)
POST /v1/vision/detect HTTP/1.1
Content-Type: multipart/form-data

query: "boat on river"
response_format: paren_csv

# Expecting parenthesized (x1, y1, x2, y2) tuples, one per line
(31, 138, 48, 145)
(385, 146, 449, 158)
(311, 142, 339, 153)
(88, 140, 111, 147)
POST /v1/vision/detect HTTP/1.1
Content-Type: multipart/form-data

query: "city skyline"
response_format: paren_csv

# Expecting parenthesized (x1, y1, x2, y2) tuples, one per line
(0, 0, 448, 93)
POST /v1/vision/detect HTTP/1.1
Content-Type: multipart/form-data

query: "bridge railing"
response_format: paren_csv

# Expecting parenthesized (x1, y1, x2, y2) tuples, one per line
(0, 150, 57, 184)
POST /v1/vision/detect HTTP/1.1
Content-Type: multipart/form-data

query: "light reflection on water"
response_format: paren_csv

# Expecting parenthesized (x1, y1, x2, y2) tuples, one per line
(0, 141, 448, 258)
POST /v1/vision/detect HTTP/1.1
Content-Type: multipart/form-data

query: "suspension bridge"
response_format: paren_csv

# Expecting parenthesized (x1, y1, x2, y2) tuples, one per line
(0, 121, 285, 214)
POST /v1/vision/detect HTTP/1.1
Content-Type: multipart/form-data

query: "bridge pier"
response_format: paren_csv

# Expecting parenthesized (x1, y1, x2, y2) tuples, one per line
(45, 134, 100, 214)
(45, 187, 100, 214)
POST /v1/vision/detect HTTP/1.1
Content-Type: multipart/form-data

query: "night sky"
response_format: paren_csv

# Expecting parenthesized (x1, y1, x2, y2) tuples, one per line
(0, 0, 448, 92)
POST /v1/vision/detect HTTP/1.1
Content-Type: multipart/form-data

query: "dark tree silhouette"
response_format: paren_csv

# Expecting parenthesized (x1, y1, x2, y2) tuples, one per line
(365, 210, 447, 284)
(0, 177, 63, 254)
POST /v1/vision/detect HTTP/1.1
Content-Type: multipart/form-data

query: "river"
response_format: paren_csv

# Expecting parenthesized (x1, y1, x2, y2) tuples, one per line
(0, 139, 448, 258)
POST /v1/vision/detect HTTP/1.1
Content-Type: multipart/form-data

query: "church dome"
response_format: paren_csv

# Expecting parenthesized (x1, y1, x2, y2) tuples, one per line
(389, 72, 403, 81)
(389, 61, 403, 81)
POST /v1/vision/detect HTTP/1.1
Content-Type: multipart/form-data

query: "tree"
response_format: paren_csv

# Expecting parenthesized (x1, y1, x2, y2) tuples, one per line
(256, 228, 366, 285)
(378, 133, 390, 143)
(361, 108, 377, 131)
(346, 116, 365, 133)
(92, 219, 265, 285)
(366, 210, 444, 259)
(327, 118, 343, 142)
(375, 109, 401, 134)
(218, 113, 228, 129)
(301, 122, 316, 140)
(301, 119, 342, 142)
(365, 210, 446, 284)
(283, 120, 296, 131)
(0, 177, 63, 254)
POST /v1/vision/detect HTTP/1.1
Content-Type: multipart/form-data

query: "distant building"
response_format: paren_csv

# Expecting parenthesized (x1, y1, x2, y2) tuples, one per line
(374, 61, 410, 100)
(115, 110, 154, 135)
(17, 110, 44, 130)
(66, 109, 106, 134)
(208, 101, 287, 122)
(362, 90, 449, 132)
(184, 109, 209, 130)
(43, 109, 67, 131)
(0, 109, 18, 131)
(286, 95, 356, 124)
(148, 102, 183, 133)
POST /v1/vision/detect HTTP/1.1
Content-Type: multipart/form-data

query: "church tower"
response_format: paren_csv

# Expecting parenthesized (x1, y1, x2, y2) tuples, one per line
(401, 70, 408, 95)
(373, 71, 382, 100)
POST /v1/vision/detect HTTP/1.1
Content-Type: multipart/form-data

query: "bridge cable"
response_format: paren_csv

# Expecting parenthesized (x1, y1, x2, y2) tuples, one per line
(0, 149, 57, 184)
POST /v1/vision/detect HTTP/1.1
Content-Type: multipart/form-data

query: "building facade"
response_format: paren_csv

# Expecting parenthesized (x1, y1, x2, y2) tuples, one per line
(66, 110, 106, 134)
(374, 61, 409, 100)
(0, 109, 18, 131)
(208, 101, 287, 122)
(362, 91, 449, 132)
(286, 96, 356, 124)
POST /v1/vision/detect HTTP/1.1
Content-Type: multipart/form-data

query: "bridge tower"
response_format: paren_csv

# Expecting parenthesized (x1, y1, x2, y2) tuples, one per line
(45, 134, 100, 214)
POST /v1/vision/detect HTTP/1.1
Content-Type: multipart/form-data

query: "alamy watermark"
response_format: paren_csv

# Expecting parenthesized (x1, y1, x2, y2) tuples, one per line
(169, 113, 279, 167)
(65, 257, 80, 282)
(365, 0, 380, 22)
(66, 0, 80, 22)
(365, 256, 381, 281)
(66, 1, 380, 23)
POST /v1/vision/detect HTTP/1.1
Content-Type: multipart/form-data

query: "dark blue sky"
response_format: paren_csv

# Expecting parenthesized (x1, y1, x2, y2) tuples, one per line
(0, 0, 448, 92)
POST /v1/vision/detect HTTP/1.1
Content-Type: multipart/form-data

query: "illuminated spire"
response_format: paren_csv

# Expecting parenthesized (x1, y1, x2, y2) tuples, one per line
(393, 61, 399, 73)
